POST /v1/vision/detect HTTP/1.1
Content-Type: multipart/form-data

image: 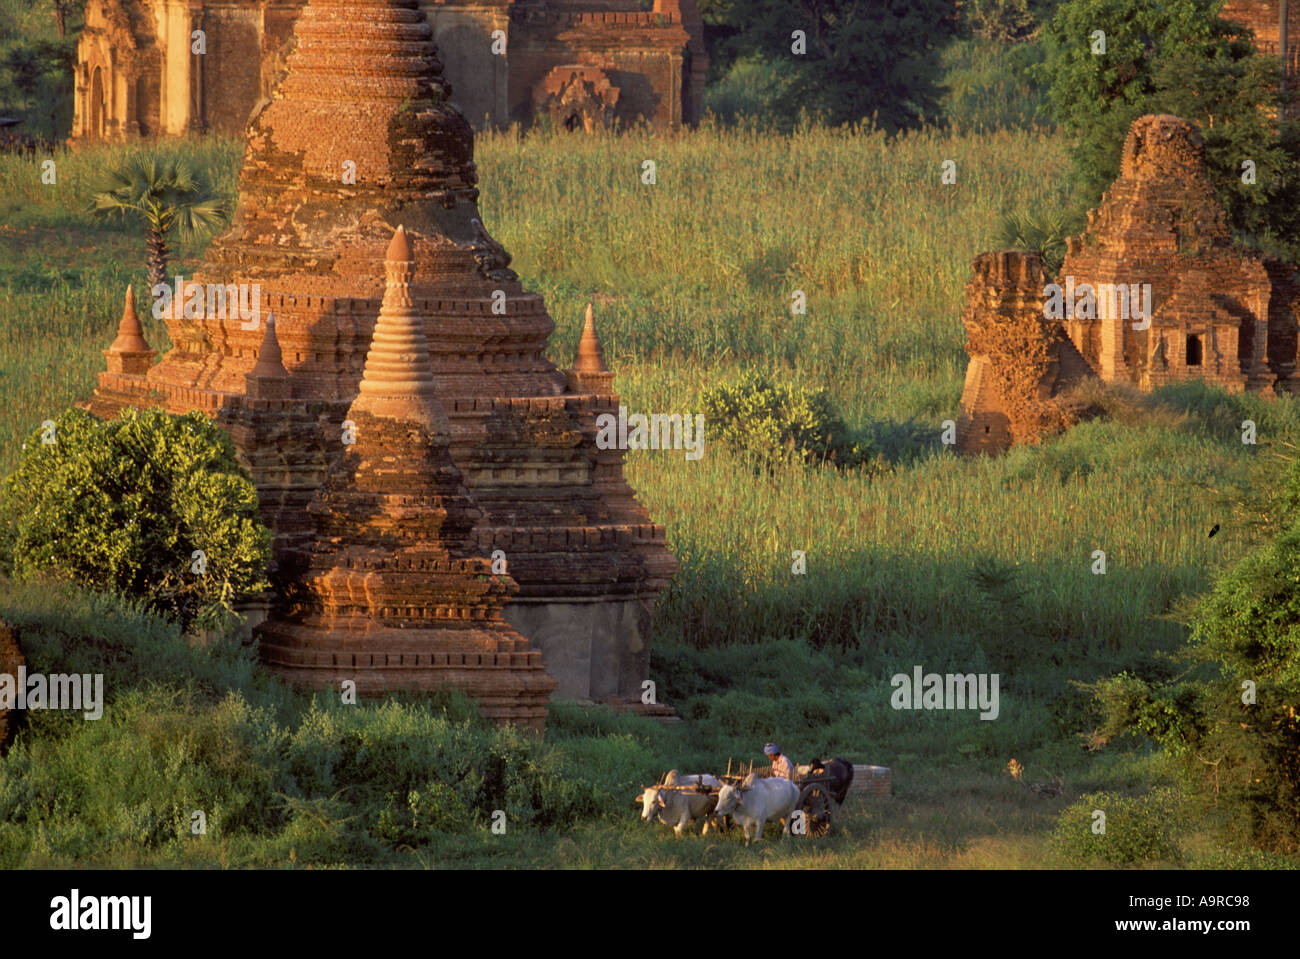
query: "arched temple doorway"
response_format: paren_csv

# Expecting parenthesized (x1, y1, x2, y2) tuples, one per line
(90, 66, 105, 139)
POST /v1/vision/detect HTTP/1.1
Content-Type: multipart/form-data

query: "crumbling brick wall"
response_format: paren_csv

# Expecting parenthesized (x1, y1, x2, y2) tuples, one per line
(957, 251, 1094, 453)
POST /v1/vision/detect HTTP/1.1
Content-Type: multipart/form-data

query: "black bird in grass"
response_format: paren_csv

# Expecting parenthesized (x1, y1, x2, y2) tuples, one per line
(1209, 524, 1220, 538)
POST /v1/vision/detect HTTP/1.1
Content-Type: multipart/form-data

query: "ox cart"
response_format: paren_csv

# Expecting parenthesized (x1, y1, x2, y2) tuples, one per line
(640, 757, 854, 840)
(719, 757, 853, 838)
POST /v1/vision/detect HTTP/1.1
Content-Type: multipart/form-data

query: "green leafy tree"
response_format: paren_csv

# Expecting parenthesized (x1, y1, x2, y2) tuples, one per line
(700, 0, 961, 130)
(1, 38, 72, 127)
(1085, 455, 1300, 852)
(1048, 788, 1184, 865)
(1036, 0, 1300, 258)
(965, 0, 1038, 41)
(697, 0, 746, 82)
(88, 155, 231, 290)
(49, 0, 85, 38)
(0, 407, 271, 631)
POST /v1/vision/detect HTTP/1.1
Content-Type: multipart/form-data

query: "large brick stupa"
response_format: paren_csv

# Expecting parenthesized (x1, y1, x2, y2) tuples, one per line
(85, 0, 678, 719)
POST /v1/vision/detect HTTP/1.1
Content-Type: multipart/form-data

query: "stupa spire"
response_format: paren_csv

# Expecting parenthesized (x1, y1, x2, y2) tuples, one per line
(566, 303, 615, 394)
(108, 285, 150, 354)
(348, 226, 450, 436)
(249, 313, 288, 378)
(575, 303, 609, 374)
(245, 313, 291, 400)
(102, 284, 155, 375)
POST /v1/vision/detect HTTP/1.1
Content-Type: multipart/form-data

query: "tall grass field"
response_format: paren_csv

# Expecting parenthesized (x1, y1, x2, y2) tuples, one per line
(0, 118, 1296, 869)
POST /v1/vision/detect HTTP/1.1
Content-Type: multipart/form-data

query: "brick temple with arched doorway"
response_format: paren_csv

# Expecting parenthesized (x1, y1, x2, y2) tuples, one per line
(71, 0, 707, 142)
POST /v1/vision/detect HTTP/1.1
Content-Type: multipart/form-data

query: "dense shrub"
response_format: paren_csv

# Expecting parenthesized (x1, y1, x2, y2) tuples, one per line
(0, 407, 271, 629)
(941, 36, 1053, 131)
(284, 700, 599, 846)
(965, 0, 1038, 41)
(700, 372, 888, 474)
(1048, 788, 1183, 866)
(0, 27, 74, 142)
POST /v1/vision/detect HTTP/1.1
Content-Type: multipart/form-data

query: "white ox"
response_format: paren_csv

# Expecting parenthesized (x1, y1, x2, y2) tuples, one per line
(637, 771, 723, 837)
(714, 774, 801, 846)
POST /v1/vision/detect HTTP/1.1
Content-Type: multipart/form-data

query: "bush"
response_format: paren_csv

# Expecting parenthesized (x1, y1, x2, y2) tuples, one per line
(283, 699, 605, 844)
(1189, 845, 1299, 869)
(700, 372, 888, 474)
(699, 0, 959, 132)
(1085, 453, 1300, 853)
(1048, 788, 1183, 866)
(703, 57, 800, 128)
(941, 37, 1053, 131)
(0, 407, 271, 629)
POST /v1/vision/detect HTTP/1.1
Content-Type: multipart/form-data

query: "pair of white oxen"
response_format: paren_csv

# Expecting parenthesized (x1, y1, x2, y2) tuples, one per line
(636, 771, 801, 846)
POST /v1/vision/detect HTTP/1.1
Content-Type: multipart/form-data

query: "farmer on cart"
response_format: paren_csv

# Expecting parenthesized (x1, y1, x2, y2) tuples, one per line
(764, 743, 795, 779)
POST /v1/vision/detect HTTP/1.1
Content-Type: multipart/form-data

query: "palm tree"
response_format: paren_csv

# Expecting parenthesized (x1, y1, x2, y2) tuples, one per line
(994, 208, 1085, 278)
(88, 155, 231, 290)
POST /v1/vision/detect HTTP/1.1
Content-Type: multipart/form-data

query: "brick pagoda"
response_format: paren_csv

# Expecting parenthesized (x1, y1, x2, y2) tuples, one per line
(86, 0, 678, 720)
(1060, 115, 1296, 395)
(256, 227, 556, 730)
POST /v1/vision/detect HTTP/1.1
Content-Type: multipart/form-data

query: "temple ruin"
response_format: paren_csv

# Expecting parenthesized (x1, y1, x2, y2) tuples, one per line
(84, 0, 679, 726)
(1060, 115, 1298, 396)
(955, 251, 1096, 455)
(958, 115, 1300, 455)
(71, 0, 707, 142)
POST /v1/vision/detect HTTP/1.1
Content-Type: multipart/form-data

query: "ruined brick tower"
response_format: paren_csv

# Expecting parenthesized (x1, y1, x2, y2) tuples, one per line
(956, 250, 1095, 455)
(957, 114, 1300, 456)
(86, 0, 679, 719)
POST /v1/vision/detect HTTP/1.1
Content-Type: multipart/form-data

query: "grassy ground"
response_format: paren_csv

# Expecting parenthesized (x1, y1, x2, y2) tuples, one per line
(1, 123, 1297, 867)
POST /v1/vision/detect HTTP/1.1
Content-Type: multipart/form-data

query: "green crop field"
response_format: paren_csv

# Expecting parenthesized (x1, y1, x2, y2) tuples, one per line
(0, 119, 1297, 869)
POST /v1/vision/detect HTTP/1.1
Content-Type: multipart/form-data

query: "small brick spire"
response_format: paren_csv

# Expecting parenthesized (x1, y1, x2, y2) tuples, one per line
(103, 284, 156, 375)
(575, 303, 609, 373)
(246, 313, 291, 399)
(249, 313, 289, 378)
(108, 285, 151, 354)
(386, 222, 413, 264)
(348, 226, 450, 436)
(566, 303, 615, 394)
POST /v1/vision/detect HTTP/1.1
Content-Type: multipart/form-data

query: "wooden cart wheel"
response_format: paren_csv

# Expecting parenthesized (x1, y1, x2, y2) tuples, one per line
(796, 783, 834, 837)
